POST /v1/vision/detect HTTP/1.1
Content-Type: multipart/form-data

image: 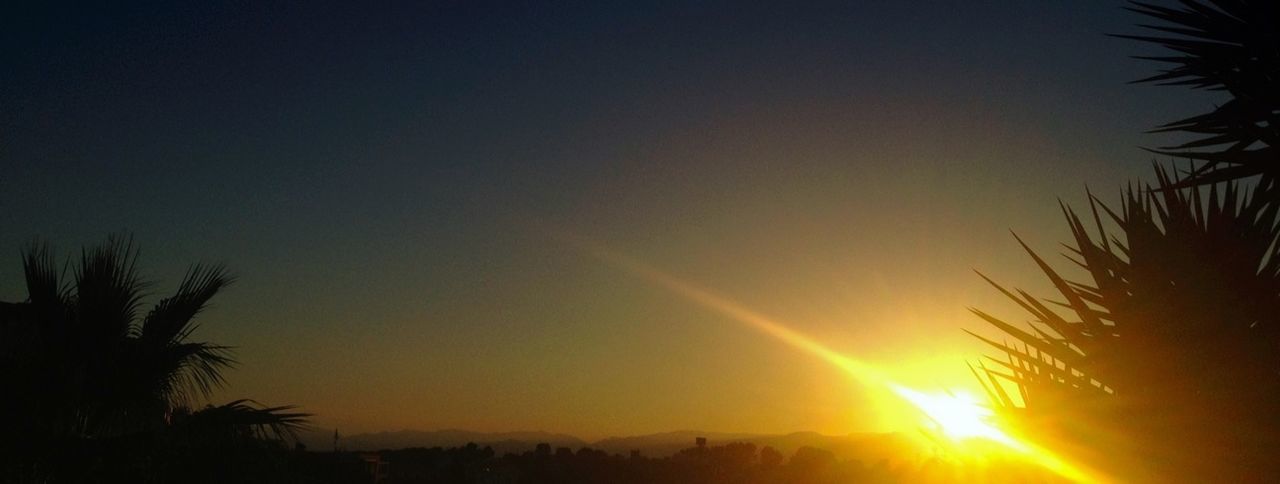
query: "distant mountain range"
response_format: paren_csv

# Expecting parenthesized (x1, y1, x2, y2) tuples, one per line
(309, 428, 921, 463)
(319, 429, 586, 456)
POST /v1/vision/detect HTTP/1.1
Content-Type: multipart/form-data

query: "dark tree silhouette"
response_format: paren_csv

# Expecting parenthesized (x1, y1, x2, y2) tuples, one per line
(968, 1, 1280, 481)
(0, 237, 309, 482)
(760, 445, 784, 469)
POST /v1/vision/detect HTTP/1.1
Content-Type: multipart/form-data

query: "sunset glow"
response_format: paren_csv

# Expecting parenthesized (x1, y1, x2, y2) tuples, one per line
(11, 1, 1268, 481)
(890, 387, 1012, 444)
(560, 231, 1105, 482)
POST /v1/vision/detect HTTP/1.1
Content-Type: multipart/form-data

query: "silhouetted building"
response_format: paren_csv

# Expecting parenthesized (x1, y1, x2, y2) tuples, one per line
(696, 437, 707, 449)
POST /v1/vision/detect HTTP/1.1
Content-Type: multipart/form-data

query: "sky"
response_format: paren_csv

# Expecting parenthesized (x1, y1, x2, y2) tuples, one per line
(1, 1, 1212, 441)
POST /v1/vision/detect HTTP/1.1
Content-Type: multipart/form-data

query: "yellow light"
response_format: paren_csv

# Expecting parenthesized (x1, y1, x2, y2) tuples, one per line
(548, 229, 1109, 483)
(890, 386, 1018, 445)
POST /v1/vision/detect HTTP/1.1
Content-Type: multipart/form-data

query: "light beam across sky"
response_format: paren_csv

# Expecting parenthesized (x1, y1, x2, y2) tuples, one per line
(2, 0, 1194, 446)
(550, 227, 1106, 483)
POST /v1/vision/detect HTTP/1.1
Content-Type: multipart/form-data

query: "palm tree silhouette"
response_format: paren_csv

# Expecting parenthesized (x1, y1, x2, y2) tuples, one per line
(0, 237, 308, 481)
(1116, 1, 1279, 186)
(971, 167, 1280, 480)
(968, 1, 1280, 480)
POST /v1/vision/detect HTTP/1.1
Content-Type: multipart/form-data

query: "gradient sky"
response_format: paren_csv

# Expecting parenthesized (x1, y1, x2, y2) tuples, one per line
(2, 1, 1212, 441)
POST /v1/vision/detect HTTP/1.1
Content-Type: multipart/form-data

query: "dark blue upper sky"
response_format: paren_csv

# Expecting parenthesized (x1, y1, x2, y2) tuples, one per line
(0, 1, 1214, 438)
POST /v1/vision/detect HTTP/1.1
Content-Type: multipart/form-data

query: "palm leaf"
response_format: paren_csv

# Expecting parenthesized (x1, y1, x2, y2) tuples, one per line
(969, 163, 1280, 479)
(141, 264, 233, 345)
(176, 399, 312, 443)
(1116, 1, 1280, 184)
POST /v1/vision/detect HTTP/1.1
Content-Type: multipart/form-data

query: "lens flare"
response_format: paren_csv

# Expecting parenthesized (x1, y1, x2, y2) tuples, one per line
(891, 386, 1017, 445)
(548, 230, 1109, 483)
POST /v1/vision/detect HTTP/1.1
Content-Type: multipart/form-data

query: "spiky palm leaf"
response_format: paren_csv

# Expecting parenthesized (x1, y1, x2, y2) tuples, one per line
(1116, 0, 1280, 185)
(972, 166, 1280, 480)
(966, 3, 1280, 479)
(0, 237, 309, 481)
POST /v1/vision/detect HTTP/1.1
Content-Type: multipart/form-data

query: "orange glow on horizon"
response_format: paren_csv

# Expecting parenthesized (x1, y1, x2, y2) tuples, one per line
(555, 230, 1108, 483)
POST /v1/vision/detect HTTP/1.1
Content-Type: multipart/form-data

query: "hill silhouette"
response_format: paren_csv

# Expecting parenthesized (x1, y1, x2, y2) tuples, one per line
(328, 429, 586, 454)
(325, 428, 918, 463)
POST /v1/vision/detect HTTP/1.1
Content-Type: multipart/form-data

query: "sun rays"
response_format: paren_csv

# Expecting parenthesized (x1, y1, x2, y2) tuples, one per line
(550, 229, 1106, 483)
(890, 386, 1016, 445)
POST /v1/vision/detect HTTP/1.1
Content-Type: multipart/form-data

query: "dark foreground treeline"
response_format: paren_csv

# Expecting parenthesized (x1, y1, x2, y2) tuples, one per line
(284, 441, 1065, 484)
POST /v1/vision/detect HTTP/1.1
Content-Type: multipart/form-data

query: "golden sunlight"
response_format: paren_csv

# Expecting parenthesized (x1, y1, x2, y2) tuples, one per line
(890, 386, 1016, 445)
(560, 232, 1109, 483)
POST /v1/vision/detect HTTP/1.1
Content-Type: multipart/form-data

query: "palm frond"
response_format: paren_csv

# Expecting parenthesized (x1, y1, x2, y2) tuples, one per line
(1117, 1, 1280, 184)
(2, 236, 310, 482)
(140, 264, 233, 344)
(970, 163, 1280, 479)
(137, 341, 237, 412)
(74, 236, 148, 341)
(21, 242, 66, 310)
(176, 399, 312, 443)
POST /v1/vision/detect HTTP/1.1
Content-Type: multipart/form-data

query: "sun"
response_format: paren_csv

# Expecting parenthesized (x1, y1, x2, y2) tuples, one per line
(890, 385, 1019, 447)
